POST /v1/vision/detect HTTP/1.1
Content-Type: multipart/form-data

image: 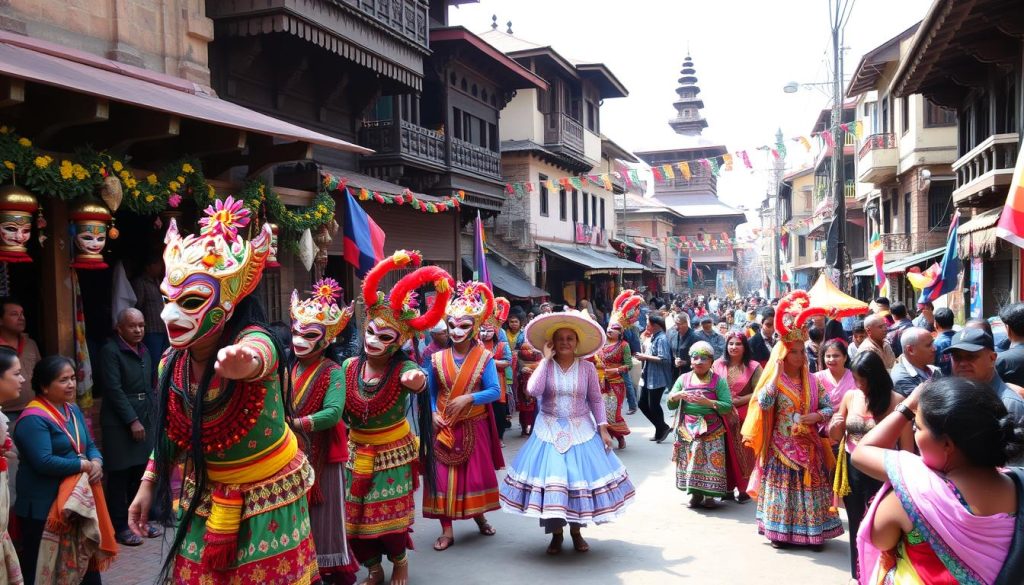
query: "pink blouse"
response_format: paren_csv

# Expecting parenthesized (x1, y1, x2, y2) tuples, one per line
(813, 368, 855, 410)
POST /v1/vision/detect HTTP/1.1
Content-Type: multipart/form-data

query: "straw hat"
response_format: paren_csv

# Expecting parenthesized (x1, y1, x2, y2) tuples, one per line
(524, 309, 606, 358)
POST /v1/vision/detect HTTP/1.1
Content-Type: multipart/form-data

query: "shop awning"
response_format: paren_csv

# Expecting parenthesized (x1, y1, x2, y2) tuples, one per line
(538, 242, 646, 273)
(0, 31, 370, 154)
(958, 208, 1002, 259)
(855, 247, 945, 276)
(850, 259, 873, 272)
(461, 256, 548, 299)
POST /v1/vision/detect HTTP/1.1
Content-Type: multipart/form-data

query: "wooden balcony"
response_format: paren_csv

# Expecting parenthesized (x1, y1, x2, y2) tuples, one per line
(857, 133, 897, 185)
(360, 119, 445, 169)
(952, 133, 1019, 207)
(543, 112, 584, 155)
(450, 137, 501, 180)
(338, 0, 429, 51)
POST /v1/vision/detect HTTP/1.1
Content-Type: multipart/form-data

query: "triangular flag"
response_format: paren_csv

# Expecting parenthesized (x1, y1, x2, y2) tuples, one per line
(678, 162, 692, 180)
(652, 166, 663, 181)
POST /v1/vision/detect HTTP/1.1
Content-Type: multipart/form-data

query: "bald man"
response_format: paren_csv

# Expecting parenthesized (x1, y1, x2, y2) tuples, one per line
(100, 307, 161, 545)
(858, 314, 896, 369)
(890, 327, 940, 397)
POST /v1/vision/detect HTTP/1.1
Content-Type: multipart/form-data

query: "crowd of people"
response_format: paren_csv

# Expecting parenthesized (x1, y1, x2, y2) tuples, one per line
(0, 198, 1023, 585)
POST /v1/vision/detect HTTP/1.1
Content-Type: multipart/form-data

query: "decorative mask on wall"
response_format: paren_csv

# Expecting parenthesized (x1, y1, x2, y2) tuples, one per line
(70, 201, 112, 270)
(0, 185, 37, 264)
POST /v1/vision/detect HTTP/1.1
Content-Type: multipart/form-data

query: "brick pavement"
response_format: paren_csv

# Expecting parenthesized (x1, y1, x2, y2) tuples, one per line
(103, 535, 166, 584)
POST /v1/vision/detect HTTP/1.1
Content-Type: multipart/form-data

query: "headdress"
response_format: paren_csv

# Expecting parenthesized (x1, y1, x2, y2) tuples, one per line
(524, 310, 606, 358)
(161, 196, 271, 347)
(689, 341, 714, 359)
(446, 281, 495, 331)
(290, 277, 354, 345)
(774, 290, 827, 344)
(482, 296, 510, 330)
(609, 289, 642, 330)
(361, 250, 453, 344)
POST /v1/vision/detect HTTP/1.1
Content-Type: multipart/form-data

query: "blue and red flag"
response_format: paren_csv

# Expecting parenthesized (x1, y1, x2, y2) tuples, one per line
(343, 187, 386, 278)
(473, 211, 491, 287)
(919, 211, 961, 303)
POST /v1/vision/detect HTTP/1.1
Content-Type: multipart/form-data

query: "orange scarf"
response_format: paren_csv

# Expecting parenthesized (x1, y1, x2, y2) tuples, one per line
(36, 473, 117, 584)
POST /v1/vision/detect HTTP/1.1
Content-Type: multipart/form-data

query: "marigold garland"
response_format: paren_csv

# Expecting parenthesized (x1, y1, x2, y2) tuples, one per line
(0, 127, 336, 242)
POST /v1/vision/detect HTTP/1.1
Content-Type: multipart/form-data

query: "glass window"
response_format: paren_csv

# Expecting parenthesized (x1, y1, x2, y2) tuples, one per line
(581, 191, 587, 224)
(539, 174, 549, 217)
(924, 100, 957, 127)
(452, 108, 462, 139)
(600, 198, 606, 230)
(591, 194, 597, 227)
(901, 97, 910, 134)
(559, 189, 567, 222)
(572, 190, 579, 222)
(928, 182, 954, 228)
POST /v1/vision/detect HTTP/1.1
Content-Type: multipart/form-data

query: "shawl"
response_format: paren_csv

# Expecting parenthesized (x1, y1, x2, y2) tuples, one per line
(858, 451, 1014, 585)
(713, 359, 759, 399)
(35, 473, 117, 585)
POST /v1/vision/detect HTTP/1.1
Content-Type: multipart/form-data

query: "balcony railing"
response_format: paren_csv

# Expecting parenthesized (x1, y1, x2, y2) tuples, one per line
(844, 180, 856, 198)
(952, 133, 1019, 204)
(361, 119, 446, 167)
(339, 0, 429, 50)
(858, 133, 896, 159)
(543, 113, 584, 154)
(450, 138, 500, 179)
(880, 233, 911, 254)
(844, 132, 857, 146)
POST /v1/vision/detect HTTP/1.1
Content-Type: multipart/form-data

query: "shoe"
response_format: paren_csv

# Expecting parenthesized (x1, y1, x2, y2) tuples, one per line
(626, 409, 637, 415)
(116, 529, 143, 547)
(655, 428, 671, 443)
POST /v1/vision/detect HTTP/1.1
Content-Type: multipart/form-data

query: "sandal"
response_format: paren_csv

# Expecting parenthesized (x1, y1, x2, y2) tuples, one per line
(570, 532, 590, 552)
(433, 535, 455, 551)
(546, 532, 564, 555)
(146, 522, 164, 538)
(474, 517, 496, 536)
(116, 529, 143, 547)
(358, 564, 386, 585)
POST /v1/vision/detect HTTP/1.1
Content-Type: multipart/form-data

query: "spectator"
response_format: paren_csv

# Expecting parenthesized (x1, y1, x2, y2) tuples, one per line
(858, 314, 896, 370)
(931, 308, 955, 376)
(633, 315, 673, 443)
(945, 329, 1024, 431)
(695, 317, 726, 360)
(668, 312, 698, 380)
(99, 308, 161, 547)
(0, 298, 41, 420)
(886, 302, 914, 358)
(912, 301, 935, 332)
(805, 326, 824, 374)
(749, 316, 775, 366)
(848, 320, 867, 362)
(889, 327, 940, 397)
(851, 377, 1024, 583)
(872, 296, 894, 326)
(14, 356, 108, 584)
(996, 303, 1024, 386)
(131, 256, 169, 363)
(0, 346, 22, 583)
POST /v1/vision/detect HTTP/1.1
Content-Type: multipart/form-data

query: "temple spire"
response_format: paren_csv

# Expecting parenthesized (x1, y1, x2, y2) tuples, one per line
(668, 54, 709, 136)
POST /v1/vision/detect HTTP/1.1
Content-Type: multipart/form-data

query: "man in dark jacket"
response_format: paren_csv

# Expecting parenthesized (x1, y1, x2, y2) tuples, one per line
(997, 303, 1024, 386)
(886, 302, 914, 358)
(99, 308, 159, 545)
(667, 313, 698, 381)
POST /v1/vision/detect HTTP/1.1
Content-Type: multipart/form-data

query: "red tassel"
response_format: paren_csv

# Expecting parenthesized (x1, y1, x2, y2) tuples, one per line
(351, 477, 371, 498)
(202, 531, 238, 570)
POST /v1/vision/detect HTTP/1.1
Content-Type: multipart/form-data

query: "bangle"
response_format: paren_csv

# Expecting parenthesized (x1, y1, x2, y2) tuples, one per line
(895, 402, 915, 421)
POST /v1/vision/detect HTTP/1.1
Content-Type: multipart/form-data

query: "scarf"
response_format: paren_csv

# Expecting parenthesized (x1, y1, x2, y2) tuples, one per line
(858, 451, 1014, 585)
(35, 473, 117, 585)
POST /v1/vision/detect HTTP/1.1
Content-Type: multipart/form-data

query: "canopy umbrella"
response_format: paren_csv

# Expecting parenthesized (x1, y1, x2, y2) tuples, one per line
(807, 273, 869, 319)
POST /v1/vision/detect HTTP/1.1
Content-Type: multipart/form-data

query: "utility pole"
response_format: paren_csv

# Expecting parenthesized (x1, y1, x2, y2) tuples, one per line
(830, 0, 851, 291)
(772, 128, 785, 297)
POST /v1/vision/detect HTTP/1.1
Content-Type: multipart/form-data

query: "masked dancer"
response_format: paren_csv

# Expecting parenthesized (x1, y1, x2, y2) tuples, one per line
(479, 297, 514, 445)
(343, 250, 452, 585)
(128, 198, 317, 584)
(424, 283, 505, 551)
(289, 279, 359, 584)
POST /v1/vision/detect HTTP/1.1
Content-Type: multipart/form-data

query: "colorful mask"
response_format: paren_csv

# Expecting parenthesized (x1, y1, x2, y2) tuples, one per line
(70, 201, 112, 270)
(290, 278, 353, 358)
(0, 185, 37, 264)
(479, 297, 509, 343)
(361, 250, 453, 357)
(161, 196, 271, 349)
(445, 282, 494, 345)
(775, 290, 826, 345)
(609, 289, 642, 330)
(267, 223, 281, 268)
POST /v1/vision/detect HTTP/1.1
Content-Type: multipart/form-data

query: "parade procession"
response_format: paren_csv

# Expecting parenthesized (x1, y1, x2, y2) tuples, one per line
(4, 0, 1024, 584)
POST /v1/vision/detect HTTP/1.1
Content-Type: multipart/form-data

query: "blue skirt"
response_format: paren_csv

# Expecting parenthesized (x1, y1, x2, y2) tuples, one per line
(499, 428, 634, 524)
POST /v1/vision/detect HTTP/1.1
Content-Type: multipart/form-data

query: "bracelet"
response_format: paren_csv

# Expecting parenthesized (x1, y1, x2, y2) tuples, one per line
(895, 402, 915, 421)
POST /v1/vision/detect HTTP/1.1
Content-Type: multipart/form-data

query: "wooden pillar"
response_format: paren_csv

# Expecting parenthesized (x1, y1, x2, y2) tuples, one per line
(40, 199, 73, 357)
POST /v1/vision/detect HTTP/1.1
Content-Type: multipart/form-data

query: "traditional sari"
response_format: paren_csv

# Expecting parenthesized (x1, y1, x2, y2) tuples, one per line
(669, 371, 732, 497)
(712, 359, 759, 494)
(598, 340, 632, 439)
(857, 451, 1015, 585)
(814, 368, 855, 411)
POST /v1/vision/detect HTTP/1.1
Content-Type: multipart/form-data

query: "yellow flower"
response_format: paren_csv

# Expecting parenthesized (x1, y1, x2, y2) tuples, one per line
(207, 185, 215, 197)
(182, 163, 194, 173)
(119, 170, 130, 181)
(146, 174, 158, 185)
(112, 161, 123, 172)
(34, 156, 51, 169)
(17, 137, 30, 147)
(168, 181, 180, 191)
(2, 161, 13, 170)
(132, 190, 140, 198)
(176, 175, 185, 184)
(145, 195, 155, 202)
(124, 177, 137, 189)
(72, 164, 89, 180)
(59, 160, 74, 180)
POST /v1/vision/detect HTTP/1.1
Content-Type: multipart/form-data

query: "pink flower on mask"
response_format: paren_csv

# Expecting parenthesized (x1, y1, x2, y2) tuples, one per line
(199, 196, 251, 241)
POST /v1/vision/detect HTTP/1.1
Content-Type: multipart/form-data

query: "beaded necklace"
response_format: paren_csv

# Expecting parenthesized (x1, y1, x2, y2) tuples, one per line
(345, 356, 404, 425)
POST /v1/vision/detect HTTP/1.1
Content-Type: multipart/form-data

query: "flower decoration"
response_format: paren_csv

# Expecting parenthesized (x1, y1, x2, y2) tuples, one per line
(168, 193, 182, 208)
(199, 196, 251, 241)
(312, 277, 343, 306)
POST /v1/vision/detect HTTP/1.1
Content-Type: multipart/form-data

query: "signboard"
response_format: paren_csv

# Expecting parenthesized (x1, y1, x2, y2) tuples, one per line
(716, 269, 738, 299)
(969, 256, 983, 319)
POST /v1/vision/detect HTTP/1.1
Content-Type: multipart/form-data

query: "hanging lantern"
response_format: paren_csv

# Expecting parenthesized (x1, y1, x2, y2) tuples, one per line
(69, 200, 112, 270)
(0, 185, 38, 263)
(266, 222, 281, 268)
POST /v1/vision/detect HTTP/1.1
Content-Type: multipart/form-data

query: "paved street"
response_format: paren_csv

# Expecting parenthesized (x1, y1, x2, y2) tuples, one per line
(107, 413, 851, 584)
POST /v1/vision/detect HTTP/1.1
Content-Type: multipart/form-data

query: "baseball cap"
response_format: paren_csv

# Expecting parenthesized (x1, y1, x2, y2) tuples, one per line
(944, 329, 994, 353)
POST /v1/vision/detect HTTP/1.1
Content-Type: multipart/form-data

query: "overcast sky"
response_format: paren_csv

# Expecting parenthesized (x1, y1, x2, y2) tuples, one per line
(449, 0, 934, 220)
